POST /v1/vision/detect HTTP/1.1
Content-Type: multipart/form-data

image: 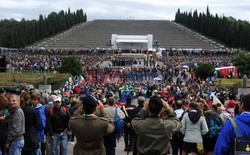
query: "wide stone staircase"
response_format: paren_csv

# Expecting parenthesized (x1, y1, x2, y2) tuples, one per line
(38, 20, 221, 50)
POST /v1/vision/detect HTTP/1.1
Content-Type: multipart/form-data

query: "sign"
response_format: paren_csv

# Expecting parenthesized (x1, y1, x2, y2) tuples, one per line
(39, 85, 52, 94)
(238, 88, 250, 97)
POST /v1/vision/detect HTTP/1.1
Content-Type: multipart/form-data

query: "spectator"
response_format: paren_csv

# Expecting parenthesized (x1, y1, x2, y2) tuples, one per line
(130, 96, 145, 155)
(217, 104, 232, 124)
(203, 104, 223, 155)
(214, 94, 250, 155)
(44, 94, 56, 155)
(68, 100, 78, 143)
(44, 95, 56, 111)
(123, 96, 136, 152)
(31, 93, 46, 154)
(21, 92, 40, 155)
(104, 97, 125, 155)
(6, 94, 25, 155)
(48, 96, 70, 155)
(132, 96, 181, 155)
(0, 95, 9, 155)
(171, 100, 185, 155)
(69, 96, 114, 155)
(180, 102, 209, 155)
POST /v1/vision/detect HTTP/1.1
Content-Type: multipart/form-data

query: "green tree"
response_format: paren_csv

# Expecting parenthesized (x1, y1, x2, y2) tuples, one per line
(59, 56, 82, 76)
(0, 9, 87, 48)
(232, 53, 250, 76)
(196, 64, 215, 80)
(175, 7, 250, 51)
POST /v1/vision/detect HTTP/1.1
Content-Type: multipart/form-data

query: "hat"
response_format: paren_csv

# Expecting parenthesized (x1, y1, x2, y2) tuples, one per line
(83, 96, 98, 106)
(149, 96, 163, 107)
(54, 96, 61, 102)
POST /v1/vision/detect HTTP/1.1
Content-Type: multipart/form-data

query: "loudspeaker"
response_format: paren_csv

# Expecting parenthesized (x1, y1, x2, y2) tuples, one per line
(0, 55, 6, 72)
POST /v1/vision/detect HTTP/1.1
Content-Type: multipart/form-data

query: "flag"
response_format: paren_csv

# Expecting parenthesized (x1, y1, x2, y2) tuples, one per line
(82, 77, 85, 86)
(213, 95, 221, 105)
(78, 75, 83, 83)
(211, 92, 225, 109)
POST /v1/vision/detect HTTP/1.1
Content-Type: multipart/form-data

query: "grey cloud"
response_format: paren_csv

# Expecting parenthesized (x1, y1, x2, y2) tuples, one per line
(0, 0, 249, 21)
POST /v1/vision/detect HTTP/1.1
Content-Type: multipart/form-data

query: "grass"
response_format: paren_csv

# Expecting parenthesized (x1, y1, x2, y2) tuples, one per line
(216, 78, 250, 87)
(1, 73, 248, 90)
(0, 72, 70, 88)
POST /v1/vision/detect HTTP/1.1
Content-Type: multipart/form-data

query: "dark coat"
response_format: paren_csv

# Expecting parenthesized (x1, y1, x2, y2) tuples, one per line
(0, 112, 8, 143)
(22, 105, 39, 151)
(69, 112, 114, 155)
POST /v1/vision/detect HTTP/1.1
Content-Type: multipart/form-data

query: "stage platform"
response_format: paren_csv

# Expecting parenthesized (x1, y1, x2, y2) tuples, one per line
(116, 53, 146, 59)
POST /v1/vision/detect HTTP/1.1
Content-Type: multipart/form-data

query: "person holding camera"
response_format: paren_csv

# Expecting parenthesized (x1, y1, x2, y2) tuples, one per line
(132, 96, 181, 155)
(69, 96, 114, 155)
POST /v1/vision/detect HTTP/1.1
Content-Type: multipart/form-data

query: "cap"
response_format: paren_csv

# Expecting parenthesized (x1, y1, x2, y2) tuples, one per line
(54, 96, 61, 102)
(149, 96, 163, 107)
(83, 96, 98, 106)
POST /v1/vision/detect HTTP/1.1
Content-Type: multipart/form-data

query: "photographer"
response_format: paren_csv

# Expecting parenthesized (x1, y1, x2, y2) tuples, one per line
(69, 96, 114, 155)
(132, 96, 181, 155)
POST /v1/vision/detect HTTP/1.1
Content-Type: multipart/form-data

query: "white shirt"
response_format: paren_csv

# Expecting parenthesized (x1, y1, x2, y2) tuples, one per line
(175, 109, 184, 119)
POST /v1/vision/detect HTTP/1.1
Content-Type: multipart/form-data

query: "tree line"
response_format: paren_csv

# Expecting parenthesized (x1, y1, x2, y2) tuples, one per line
(175, 7, 250, 51)
(0, 8, 87, 48)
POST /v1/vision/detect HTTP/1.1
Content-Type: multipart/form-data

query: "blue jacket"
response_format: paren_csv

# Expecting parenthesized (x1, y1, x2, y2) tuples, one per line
(36, 103, 46, 142)
(121, 91, 131, 103)
(214, 112, 250, 155)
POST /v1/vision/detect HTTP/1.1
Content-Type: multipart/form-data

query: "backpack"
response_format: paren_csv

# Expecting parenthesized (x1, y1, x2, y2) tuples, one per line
(114, 108, 124, 141)
(207, 115, 223, 138)
(49, 107, 67, 117)
(172, 108, 186, 140)
(229, 117, 250, 155)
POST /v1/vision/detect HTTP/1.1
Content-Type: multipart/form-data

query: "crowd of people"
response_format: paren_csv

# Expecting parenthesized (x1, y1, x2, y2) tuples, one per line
(1, 62, 250, 155)
(112, 58, 143, 67)
(1, 78, 250, 155)
(0, 47, 249, 155)
(4, 53, 108, 73)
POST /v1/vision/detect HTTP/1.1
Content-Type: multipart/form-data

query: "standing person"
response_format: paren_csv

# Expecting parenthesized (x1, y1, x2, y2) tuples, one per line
(6, 94, 25, 155)
(202, 105, 223, 155)
(69, 96, 115, 155)
(0, 95, 9, 155)
(68, 100, 78, 143)
(123, 97, 136, 152)
(130, 96, 145, 155)
(30, 93, 46, 155)
(21, 92, 40, 155)
(48, 96, 70, 155)
(44, 95, 55, 155)
(171, 100, 185, 155)
(44, 95, 56, 111)
(180, 102, 209, 155)
(104, 97, 125, 155)
(214, 94, 250, 155)
(132, 96, 182, 155)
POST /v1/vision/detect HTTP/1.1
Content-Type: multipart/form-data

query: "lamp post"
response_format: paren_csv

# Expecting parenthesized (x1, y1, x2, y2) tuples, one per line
(243, 74, 247, 88)
(153, 40, 159, 49)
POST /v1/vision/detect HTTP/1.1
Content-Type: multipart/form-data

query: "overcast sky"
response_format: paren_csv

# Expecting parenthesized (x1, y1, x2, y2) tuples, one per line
(0, 0, 249, 21)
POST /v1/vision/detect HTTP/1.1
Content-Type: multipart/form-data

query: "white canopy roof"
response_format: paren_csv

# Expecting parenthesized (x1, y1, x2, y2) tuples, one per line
(116, 39, 148, 43)
(215, 66, 236, 70)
